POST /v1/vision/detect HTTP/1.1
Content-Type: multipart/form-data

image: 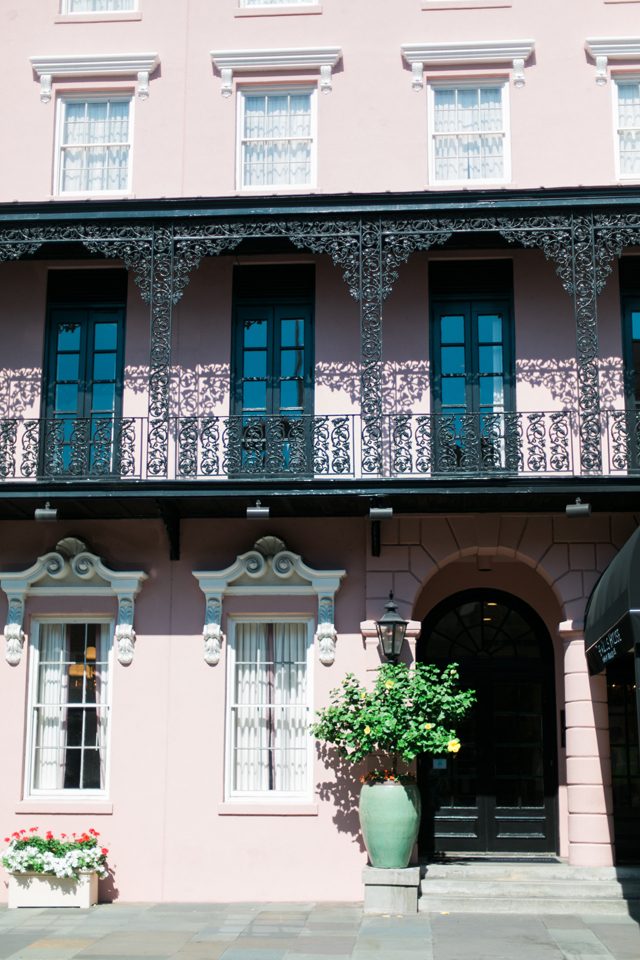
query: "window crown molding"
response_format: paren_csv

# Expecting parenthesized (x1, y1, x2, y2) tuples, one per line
(1, 537, 147, 665)
(193, 536, 346, 665)
(585, 37, 640, 84)
(29, 53, 160, 102)
(210, 46, 342, 96)
(401, 40, 535, 90)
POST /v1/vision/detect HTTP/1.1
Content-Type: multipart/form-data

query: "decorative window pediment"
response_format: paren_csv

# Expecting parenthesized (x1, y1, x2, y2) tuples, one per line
(1, 537, 147, 666)
(193, 536, 346, 665)
(210, 47, 342, 97)
(28, 53, 161, 103)
(401, 40, 535, 90)
(585, 38, 640, 84)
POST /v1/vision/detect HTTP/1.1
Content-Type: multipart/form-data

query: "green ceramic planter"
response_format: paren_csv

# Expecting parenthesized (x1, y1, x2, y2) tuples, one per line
(359, 781, 422, 868)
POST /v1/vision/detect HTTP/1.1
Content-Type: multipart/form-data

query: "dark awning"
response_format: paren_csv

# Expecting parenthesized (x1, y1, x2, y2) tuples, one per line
(584, 524, 640, 674)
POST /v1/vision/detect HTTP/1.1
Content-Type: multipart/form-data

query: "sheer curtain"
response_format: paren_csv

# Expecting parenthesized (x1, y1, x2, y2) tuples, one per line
(94, 624, 110, 790)
(34, 624, 67, 790)
(243, 0, 314, 6)
(242, 94, 312, 187)
(65, 1, 136, 11)
(434, 87, 504, 181)
(61, 100, 131, 194)
(618, 83, 640, 178)
(232, 622, 308, 794)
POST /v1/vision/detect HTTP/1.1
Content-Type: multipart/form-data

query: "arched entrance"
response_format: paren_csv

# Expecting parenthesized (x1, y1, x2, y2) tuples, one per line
(418, 589, 558, 855)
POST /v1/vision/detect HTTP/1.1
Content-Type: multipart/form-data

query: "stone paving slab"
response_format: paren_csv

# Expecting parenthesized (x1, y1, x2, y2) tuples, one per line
(0, 903, 637, 960)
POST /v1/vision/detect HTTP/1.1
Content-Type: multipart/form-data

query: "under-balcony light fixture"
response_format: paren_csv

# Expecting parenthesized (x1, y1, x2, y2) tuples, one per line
(247, 500, 269, 519)
(370, 507, 393, 521)
(566, 497, 591, 518)
(375, 591, 408, 665)
(34, 502, 58, 522)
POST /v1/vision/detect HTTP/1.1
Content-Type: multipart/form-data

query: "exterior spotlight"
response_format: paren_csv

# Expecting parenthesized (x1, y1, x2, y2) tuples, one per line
(246, 500, 269, 519)
(566, 497, 591, 518)
(369, 507, 393, 520)
(35, 501, 58, 522)
(375, 591, 408, 664)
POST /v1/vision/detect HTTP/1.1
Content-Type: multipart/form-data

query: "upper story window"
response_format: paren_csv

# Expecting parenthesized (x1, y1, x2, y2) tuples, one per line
(56, 97, 132, 195)
(226, 619, 314, 798)
(240, 1, 315, 5)
(27, 621, 112, 796)
(61, 0, 137, 11)
(428, 82, 510, 184)
(616, 80, 640, 180)
(238, 88, 316, 189)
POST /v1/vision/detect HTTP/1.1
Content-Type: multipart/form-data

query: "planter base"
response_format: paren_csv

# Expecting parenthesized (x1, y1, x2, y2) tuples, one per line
(362, 865, 421, 915)
(8, 871, 98, 908)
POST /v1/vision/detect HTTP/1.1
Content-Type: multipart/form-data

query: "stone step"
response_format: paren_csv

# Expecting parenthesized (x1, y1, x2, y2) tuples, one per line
(420, 879, 640, 899)
(422, 863, 640, 882)
(418, 862, 640, 914)
(418, 895, 638, 915)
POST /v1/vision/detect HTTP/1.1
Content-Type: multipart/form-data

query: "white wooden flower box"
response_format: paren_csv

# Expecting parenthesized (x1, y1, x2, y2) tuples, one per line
(8, 870, 98, 908)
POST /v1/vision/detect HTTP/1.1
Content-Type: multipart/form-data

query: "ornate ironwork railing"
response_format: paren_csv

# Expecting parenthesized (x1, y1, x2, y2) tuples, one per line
(0, 410, 636, 483)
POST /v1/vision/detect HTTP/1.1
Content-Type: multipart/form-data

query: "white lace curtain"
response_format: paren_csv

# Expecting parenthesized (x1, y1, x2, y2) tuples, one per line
(34, 623, 109, 791)
(64, 1, 136, 11)
(232, 622, 308, 794)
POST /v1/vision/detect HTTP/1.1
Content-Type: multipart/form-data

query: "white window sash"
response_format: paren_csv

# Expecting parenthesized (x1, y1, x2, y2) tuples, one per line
(61, 0, 137, 12)
(54, 97, 134, 197)
(614, 77, 640, 181)
(241, 1, 315, 6)
(427, 81, 511, 186)
(25, 618, 113, 799)
(236, 87, 317, 191)
(225, 616, 315, 801)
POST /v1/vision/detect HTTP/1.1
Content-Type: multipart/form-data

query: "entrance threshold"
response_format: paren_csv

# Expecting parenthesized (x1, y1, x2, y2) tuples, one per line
(424, 852, 562, 864)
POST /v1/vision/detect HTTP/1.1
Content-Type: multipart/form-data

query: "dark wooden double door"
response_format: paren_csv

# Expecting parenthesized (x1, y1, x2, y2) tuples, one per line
(418, 590, 558, 854)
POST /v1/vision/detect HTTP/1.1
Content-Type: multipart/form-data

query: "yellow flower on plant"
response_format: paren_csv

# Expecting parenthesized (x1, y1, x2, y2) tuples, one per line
(425, 723, 434, 730)
(360, 691, 366, 699)
(364, 726, 371, 734)
(385, 681, 394, 688)
(447, 740, 461, 753)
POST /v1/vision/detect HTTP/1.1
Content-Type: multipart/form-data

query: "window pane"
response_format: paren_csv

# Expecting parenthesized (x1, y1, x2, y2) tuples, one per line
(478, 314, 502, 342)
(479, 346, 503, 374)
(440, 346, 465, 374)
(57, 354, 80, 381)
(244, 319, 267, 348)
(244, 351, 267, 379)
(66, 0, 136, 10)
(92, 382, 116, 412)
(280, 379, 304, 409)
(441, 316, 465, 344)
(442, 378, 466, 407)
(243, 381, 267, 411)
(58, 323, 81, 351)
(93, 353, 116, 381)
(242, 93, 312, 187)
(95, 323, 118, 351)
(480, 375, 504, 408)
(281, 318, 304, 347)
(632, 312, 640, 340)
(281, 350, 304, 378)
(55, 383, 78, 412)
(618, 83, 640, 129)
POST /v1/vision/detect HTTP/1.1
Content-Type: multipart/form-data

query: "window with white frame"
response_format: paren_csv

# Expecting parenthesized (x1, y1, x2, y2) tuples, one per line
(238, 89, 316, 189)
(56, 97, 132, 195)
(227, 620, 313, 798)
(27, 621, 112, 795)
(241, 1, 314, 6)
(61, 1, 137, 11)
(616, 80, 640, 179)
(428, 83, 510, 183)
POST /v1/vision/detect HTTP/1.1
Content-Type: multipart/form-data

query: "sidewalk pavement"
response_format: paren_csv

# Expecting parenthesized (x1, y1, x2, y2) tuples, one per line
(0, 902, 639, 960)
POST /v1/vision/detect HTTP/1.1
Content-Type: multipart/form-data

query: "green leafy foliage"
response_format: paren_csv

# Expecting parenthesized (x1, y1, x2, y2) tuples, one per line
(309, 662, 475, 771)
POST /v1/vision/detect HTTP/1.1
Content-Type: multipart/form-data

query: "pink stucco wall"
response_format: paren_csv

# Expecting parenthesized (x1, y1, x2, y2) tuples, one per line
(0, 509, 634, 900)
(1, 0, 639, 202)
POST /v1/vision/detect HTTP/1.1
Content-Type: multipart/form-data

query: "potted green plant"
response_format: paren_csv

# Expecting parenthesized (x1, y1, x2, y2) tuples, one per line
(310, 662, 475, 869)
(2, 828, 109, 908)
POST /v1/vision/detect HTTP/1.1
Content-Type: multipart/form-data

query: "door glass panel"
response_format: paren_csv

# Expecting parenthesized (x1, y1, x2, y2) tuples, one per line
(441, 346, 466, 373)
(631, 311, 640, 406)
(243, 381, 267, 411)
(478, 314, 502, 342)
(442, 379, 466, 407)
(244, 318, 267, 348)
(57, 323, 81, 352)
(94, 322, 118, 350)
(55, 383, 79, 413)
(441, 315, 464, 343)
(281, 318, 304, 347)
(479, 345, 503, 373)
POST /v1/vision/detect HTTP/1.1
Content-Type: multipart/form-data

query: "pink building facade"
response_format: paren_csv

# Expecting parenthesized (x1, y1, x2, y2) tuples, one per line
(0, 0, 639, 903)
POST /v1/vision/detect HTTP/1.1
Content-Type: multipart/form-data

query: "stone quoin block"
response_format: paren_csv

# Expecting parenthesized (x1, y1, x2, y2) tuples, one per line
(566, 756, 612, 787)
(569, 542, 596, 571)
(568, 813, 615, 845)
(564, 699, 609, 729)
(564, 672, 594, 703)
(567, 784, 612, 814)
(568, 843, 615, 867)
(563, 638, 588, 674)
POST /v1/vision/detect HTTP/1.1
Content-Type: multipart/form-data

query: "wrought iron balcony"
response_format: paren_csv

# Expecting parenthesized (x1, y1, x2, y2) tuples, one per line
(0, 411, 638, 484)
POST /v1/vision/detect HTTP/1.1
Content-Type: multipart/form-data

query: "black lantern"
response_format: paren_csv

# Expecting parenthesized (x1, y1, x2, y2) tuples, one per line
(376, 591, 408, 664)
